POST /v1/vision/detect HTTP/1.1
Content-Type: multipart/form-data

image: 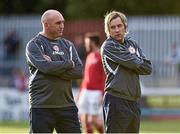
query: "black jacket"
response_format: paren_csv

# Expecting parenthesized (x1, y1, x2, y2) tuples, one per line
(101, 37, 152, 101)
(26, 34, 83, 108)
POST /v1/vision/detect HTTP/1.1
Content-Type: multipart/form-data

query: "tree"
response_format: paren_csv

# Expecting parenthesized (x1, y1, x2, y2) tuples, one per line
(0, 0, 67, 15)
(66, 0, 180, 19)
(0, 0, 179, 18)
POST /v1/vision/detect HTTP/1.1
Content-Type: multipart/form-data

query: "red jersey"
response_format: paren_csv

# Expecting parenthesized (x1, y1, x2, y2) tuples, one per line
(81, 51, 106, 94)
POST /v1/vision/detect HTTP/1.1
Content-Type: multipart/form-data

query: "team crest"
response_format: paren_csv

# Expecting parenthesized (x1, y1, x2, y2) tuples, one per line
(128, 46, 136, 54)
(53, 45, 59, 52)
(52, 45, 64, 55)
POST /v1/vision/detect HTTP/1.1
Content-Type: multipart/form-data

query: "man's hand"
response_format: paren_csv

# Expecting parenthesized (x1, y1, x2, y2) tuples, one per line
(43, 54, 75, 68)
(43, 55, 52, 62)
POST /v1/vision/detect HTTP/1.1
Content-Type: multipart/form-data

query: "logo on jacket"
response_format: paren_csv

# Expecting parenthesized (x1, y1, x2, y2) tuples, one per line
(52, 45, 64, 55)
(128, 46, 136, 54)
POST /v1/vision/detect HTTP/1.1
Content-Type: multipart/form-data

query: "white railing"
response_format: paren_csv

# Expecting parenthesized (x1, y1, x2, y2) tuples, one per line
(142, 87, 180, 96)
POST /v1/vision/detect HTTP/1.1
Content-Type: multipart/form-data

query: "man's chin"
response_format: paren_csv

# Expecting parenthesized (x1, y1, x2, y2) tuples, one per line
(57, 33, 63, 38)
(59, 33, 63, 36)
(114, 36, 122, 40)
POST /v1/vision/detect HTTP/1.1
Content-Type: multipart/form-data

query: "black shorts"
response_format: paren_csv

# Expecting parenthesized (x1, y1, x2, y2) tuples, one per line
(29, 106, 81, 133)
(103, 92, 141, 133)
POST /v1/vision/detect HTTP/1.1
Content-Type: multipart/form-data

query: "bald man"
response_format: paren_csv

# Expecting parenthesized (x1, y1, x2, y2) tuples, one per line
(25, 10, 83, 133)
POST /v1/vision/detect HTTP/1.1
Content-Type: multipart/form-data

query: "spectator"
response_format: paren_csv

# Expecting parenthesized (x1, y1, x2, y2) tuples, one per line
(3, 30, 20, 60)
(73, 34, 87, 87)
(12, 68, 28, 92)
(165, 43, 180, 87)
(73, 34, 87, 66)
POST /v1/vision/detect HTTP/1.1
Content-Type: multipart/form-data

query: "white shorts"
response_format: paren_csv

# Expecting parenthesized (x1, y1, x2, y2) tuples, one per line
(78, 89, 103, 115)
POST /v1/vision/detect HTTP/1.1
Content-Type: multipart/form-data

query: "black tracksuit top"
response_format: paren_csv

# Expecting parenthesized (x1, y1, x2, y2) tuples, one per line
(101, 36, 152, 101)
(26, 34, 83, 108)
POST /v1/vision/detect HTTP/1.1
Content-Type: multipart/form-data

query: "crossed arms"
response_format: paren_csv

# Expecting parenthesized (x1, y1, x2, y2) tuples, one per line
(102, 40, 152, 75)
(26, 40, 83, 80)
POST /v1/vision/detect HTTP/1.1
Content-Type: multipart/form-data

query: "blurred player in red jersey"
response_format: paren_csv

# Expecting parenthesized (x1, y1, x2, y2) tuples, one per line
(78, 32, 106, 133)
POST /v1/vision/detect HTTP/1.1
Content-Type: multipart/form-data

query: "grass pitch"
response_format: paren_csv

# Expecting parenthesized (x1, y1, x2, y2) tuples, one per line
(0, 119, 180, 133)
(0, 121, 28, 133)
(140, 120, 180, 133)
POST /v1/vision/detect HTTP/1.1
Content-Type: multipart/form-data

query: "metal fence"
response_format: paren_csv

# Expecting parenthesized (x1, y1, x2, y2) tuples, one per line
(128, 16, 180, 86)
(0, 15, 179, 87)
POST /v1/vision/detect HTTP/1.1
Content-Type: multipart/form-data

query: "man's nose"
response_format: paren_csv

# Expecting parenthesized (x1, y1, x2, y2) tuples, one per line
(115, 27, 119, 32)
(60, 23, 64, 28)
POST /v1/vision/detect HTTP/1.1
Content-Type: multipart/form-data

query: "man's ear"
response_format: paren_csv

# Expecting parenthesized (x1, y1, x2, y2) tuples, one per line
(44, 22, 49, 30)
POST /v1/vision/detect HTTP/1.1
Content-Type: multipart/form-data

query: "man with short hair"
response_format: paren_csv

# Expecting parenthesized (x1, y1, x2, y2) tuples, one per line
(26, 9, 83, 133)
(101, 11, 152, 133)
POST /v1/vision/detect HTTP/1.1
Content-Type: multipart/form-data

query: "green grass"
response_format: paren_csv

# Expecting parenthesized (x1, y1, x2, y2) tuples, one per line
(140, 120, 180, 133)
(0, 120, 180, 133)
(0, 121, 28, 133)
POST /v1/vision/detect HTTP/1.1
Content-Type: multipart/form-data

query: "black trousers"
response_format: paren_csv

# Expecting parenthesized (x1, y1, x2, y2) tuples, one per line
(103, 92, 141, 133)
(29, 106, 81, 133)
